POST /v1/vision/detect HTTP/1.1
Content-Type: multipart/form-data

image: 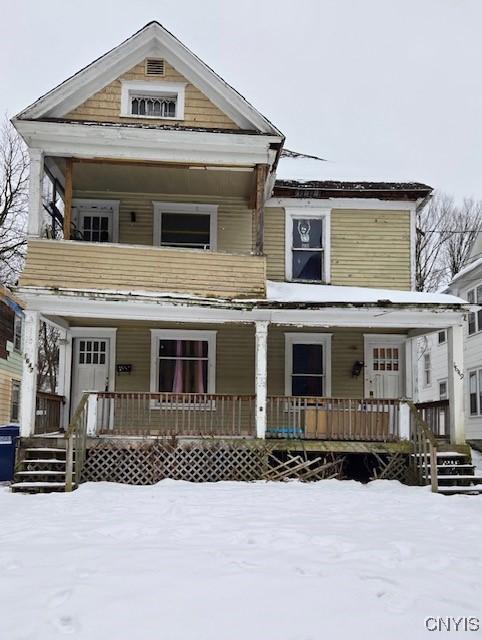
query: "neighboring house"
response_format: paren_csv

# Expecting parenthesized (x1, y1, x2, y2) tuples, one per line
(10, 22, 471, 490)
(0, 286, 23, 425)
(416, 232, 482, 443)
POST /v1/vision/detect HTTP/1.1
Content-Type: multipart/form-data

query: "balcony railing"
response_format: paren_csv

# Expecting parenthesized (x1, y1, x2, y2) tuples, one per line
(19, 238, 266, 299)
(266, 396, 401, 441)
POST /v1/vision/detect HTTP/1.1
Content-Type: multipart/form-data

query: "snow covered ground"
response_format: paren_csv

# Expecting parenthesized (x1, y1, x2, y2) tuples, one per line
(1, 480, 481, 640)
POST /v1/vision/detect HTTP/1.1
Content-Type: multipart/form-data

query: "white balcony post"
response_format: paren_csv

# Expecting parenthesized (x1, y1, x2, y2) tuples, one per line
(86, 393, 98, 436)
(255, 321, 269, 439)
(19, 310, 40, 437)
(447, 324, 465, 445)
(27, 148, 44, 237)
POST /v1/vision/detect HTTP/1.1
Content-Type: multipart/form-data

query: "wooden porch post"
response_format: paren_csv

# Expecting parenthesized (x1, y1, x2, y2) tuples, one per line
(19, 310, 40, 437)
(63, 158, 73, 240)
(27, 149, 44, 237)
(253, 164, 269, 255)
(447, 324, 465, 445)
(255, 321, 269, 439)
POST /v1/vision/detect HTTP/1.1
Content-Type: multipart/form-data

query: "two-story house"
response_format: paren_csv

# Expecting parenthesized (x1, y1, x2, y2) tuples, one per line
(11, 22, 472, 491)
(417, 232, 482, 445)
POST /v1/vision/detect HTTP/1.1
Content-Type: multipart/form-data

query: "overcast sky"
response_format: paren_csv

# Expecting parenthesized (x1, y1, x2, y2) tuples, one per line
(1, 0, 481, 199)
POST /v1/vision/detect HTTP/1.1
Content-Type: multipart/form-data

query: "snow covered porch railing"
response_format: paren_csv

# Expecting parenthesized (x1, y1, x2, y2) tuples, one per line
(266, 396, 402, 441)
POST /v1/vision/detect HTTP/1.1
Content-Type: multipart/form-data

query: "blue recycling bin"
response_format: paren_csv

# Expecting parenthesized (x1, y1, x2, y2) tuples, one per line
(0, 425, 20, 482)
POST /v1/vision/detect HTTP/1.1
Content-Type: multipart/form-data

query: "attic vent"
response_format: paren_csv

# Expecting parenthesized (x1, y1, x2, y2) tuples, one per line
(145, 59, 165, 76)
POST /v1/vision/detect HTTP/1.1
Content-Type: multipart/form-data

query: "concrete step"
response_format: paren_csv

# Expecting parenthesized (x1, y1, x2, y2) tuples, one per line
(437, 485, 482, 495)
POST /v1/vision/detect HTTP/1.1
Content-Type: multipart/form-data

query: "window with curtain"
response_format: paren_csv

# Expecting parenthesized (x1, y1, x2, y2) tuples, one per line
(158, 339, 209, 393)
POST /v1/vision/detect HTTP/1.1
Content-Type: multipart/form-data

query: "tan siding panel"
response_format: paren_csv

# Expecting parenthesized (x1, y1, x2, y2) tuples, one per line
(20, 239, 266, 298)
(264, 207, 285, 280)
(331, 209, 411, 290)
(65, 60, 241, 130)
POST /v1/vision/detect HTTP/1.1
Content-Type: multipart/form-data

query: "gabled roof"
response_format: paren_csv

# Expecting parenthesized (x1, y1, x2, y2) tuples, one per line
(16, 21, 283, 137)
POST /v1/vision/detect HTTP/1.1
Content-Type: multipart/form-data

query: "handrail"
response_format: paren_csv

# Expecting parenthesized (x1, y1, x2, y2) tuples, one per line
(406, 400, 438, 492)
(65, 392, 90, 492)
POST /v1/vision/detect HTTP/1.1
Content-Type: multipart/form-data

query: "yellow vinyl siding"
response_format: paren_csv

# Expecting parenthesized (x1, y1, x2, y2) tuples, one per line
(331, 209, 411, 290)
(264, 207, 412, 290)
(20, 239, 266, 299)
(65, 60, 240, 130)
(73, 190, 253, 253)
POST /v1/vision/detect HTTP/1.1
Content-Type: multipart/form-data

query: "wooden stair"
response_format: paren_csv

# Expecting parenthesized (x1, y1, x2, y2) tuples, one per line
(424, 451, 482, 495)
(11, 445, 74, 494)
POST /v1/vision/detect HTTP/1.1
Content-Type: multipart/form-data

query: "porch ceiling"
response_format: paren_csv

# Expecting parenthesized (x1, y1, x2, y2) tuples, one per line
(49, 157, 254, 198)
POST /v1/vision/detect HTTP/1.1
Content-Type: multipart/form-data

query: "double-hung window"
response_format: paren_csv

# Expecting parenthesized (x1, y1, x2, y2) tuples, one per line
(10, 380, 20, 422)
(285, 334, 332, 397)
(423, 353, 431, 387)
(467, 285, 482, 335)
(438, 330, 446, 344)
(469, 369, 482, 416)
(150, 330, 216, 395)
(13, 314, 22, 352)
(153, 203, 217, 250)
(121, 81, 186, 120)
(439, 380, 448, 400)
(286, 209, 330, 282)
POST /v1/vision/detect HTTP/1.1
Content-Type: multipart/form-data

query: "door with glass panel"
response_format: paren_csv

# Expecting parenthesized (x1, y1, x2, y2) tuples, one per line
(364, 337, 404, 399)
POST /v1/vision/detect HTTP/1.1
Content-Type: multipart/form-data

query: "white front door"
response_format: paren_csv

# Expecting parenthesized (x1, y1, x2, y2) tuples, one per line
(364, 336, 405, 399)
(71, 338, 110, 414)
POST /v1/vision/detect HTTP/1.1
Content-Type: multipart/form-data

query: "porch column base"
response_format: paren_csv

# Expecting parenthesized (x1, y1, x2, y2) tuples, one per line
(255, 321, 268, 439)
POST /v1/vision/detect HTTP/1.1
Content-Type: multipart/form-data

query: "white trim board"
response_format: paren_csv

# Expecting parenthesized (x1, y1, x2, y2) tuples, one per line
(152, 201, 218, 250)
(267, 198, 417, 212)
(149, 329, 217, 393)
(15, 22, 282, 135)
(284, 333, 332, 397)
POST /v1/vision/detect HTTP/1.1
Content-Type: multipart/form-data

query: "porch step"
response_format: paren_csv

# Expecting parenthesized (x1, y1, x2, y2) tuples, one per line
(436, 475, 482, 483)
(10, 482, 68, 493)
(23, 458, 66, 465)
(15, 470, 70, 477)
(411, 451, 466, 459)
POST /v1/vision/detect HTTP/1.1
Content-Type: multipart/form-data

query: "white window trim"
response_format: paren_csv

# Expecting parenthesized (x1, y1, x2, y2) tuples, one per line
(438, 378, 448, 400)
(152, 202, 218, 251)
(150, 329, 217, 394)
(284, 333, 332, 397)
(285, 207, 331, 283)
(120, 80, 186, 120)
(468, 368, 482, 417)
(72, 198, 120, 243)
(13, 314, 22, 352)
(466, 284, 482, 336)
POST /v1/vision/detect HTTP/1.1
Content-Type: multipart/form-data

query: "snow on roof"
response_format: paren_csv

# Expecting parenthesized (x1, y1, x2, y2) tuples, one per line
(276, 150, 425, 185)
(266, 281, 466, 306)
(449, 256, 482, 285)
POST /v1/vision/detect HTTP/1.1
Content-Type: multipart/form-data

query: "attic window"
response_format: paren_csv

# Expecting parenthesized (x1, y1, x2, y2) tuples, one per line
(121, 81, 186, 120)
(146, 58, 165, 76)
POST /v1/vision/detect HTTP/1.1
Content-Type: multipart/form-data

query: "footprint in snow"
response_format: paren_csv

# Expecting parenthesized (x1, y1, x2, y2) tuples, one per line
(52, 615, 78, 635)
(48, 589, 72, 608)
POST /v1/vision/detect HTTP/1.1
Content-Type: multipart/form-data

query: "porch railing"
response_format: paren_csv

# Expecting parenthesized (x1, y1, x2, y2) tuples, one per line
(407, 400, 438, 492)
(34, 391, 64, 434)
(266, 396, 401, 441)
(65, 392, 89, 492)
(415, 400, 450, 440)
(94, 392, 256, 437)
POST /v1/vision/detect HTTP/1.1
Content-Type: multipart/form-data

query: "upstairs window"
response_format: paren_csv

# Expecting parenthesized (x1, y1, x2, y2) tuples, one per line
(153, 203, 217, 250)
(423, 352, 431, 387)
(467, 285, 482, 335)
(285, 209, 331, 283)
(439, 380, 448, 400)
(469, 369, 482, 416)
(10, 380, 20, 422)
(121, 81, 186, 120)
(438, 330, 446, 344)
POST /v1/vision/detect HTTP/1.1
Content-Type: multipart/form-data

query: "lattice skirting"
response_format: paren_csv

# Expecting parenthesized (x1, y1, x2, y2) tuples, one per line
(82, 441, 347, 485)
